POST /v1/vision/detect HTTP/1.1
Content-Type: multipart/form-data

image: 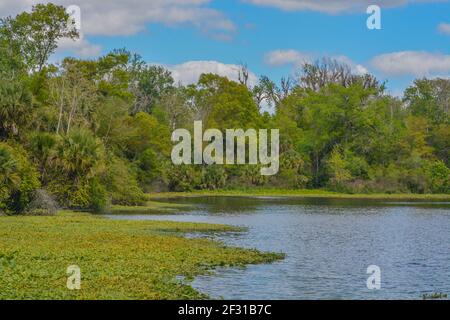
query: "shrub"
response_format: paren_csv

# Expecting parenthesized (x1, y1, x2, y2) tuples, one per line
(87, 178, 109, 213)
(425, 160, 450, 194)
(0, 142, 40, 213)
(48, 177, 109, 213)
(27, 132, 59, 184)
(167, 165, 201, 191)
(326, 146, 352, 191)
(47, 129, 109, 212)
(55, 128, 106, 178)
(104, 156, 146, 206)
(271, 150, 309, 188)
(137, 148, 162, 191)
(201, 165, 227, 190)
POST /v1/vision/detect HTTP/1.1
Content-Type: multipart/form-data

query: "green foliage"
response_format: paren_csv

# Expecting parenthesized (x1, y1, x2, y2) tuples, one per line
(125, 112, 171, 158)
(27, 132, 59, 183)
(0, 212, 282, 299)
(136, 148, 163, 190)
(131, 64, 174, 114)
(86, 178, 108, 213)
(47, 129, 107, 211)
(0, 3, 78, 72)
(0, 3, 449, 217)
(168, 165, 201, 192)
(0, 251, 17, 273)
(425, 160, 450, 194)
(422, 292, 448, 300)
(0, 76, 32, 138)
(0, 142, 40, 213)
(104, 156, 146, 206)
(272, 150, 310, 188)
(188, 74, 262, 130)
(201, 165, 227, 190)
(404, 78, 449, 125)
(326, 146, 352, 191)
(55, 129, 105, 178)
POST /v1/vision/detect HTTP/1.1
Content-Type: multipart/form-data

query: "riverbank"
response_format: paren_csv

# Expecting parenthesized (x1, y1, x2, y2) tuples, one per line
(0, 211, 282, 300)
(148, 189, 450, 201)
(111, 200, 190, 215)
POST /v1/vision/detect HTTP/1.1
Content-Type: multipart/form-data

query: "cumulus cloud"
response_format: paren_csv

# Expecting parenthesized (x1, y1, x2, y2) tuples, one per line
(264, 49, 311, 67)
(438, 23, 450, 35)
(0, 1, 236, 60)
(265, 49, 368, 75)
(332, 55, 368, 75)
(166, 61, 258, 86)
(371, 51, 450, 76)
(57, 37, 102, 58)
(0, 0, 235, 37)
(243, 0, 442, 14)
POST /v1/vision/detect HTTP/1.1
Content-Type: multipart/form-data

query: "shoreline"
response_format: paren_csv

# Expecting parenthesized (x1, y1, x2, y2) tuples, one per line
(0, 211, 283, 299)
(147, 189, 450, 202)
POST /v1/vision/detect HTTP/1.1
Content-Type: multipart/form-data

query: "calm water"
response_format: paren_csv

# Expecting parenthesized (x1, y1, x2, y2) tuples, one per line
(106, 196, 450, 300)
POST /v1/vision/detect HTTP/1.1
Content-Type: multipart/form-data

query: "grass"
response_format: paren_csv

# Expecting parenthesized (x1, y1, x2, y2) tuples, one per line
(148, 188, 450, 201)
(0, 211, 283, 300)
(110, 200, 190, 215)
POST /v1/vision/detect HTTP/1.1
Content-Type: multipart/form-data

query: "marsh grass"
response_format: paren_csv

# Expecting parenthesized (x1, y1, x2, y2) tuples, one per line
(110, 200, 190, 215)
(149, 189, 450, 201)
(0, 211, 283, 300)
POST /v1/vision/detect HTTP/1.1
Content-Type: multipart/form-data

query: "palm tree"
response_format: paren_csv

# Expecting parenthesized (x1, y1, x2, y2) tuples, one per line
(56, 128, 105, 180)
(28, 132, 59, 184)
(0, 143, 20, 203)
(0, 78, 32, 138)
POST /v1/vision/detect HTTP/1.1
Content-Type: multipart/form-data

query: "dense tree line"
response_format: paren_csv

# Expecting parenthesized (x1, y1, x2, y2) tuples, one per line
(1, 4, 449, 214)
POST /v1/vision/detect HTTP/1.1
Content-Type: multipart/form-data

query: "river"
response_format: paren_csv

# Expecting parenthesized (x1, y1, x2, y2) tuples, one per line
(106, 196, 450, 299)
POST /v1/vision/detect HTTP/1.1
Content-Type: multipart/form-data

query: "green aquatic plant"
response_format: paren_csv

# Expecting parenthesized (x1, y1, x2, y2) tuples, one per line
(0, 212, 283, 299)
(0, 252, 17, 273)
(422, 292, 448, 300)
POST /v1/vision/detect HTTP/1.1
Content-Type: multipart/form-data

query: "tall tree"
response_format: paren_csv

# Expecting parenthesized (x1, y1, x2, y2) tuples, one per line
(297, 58, 383, 93)
(0, 3, 79, 72)
(49, 59, 97, 135)
(0, 77, 32, 138)
(404, 78, 450, 125)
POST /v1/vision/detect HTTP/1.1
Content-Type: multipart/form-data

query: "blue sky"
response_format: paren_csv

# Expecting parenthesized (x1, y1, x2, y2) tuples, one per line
(3, 0, 450, 95)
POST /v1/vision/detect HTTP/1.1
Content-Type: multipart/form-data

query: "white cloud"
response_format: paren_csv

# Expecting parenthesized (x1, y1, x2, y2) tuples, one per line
(243, 0, 443, 14)
(264, 49, 311, 67)
(0, 1, 236, 60)
(0, 0, 235, 37)
(265, 49, 368, 75)
(332, 55, 368, 75)
(57, 36, 101, 58)
(438, 23, 450, 35)
(166, 61, 258, 86)
(371, 51, 450, 77)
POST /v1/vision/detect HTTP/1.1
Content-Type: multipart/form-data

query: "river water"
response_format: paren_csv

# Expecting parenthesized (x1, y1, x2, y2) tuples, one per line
(106, 196, 450, 299)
